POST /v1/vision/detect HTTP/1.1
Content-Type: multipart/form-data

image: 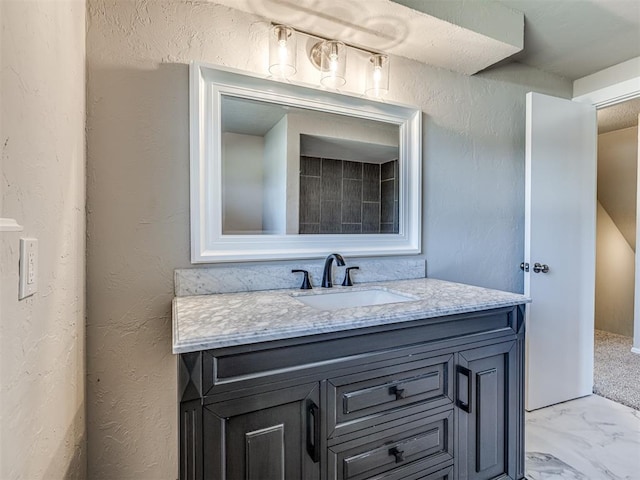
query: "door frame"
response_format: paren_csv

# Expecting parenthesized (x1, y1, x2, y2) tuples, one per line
(573, 68, 640, 354)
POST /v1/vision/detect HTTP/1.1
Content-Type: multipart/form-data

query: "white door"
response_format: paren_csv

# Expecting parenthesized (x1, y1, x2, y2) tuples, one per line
(525, 92, 597, 411)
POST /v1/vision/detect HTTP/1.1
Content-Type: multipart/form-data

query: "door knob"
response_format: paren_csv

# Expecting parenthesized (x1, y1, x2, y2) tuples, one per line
(533, 262, 549, 273)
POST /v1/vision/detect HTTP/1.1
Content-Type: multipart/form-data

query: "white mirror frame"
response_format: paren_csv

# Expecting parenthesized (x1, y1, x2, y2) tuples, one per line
(190, 62, 422, 263)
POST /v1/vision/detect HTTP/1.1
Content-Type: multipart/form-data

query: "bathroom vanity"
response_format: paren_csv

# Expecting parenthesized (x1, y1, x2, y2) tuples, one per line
(182, 64, 529, 479)
(174, 276, 529, 480)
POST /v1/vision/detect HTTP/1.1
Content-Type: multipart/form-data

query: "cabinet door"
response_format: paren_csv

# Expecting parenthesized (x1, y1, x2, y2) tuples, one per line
(203, 382, 321, 480)
(456, 341, 519, 480)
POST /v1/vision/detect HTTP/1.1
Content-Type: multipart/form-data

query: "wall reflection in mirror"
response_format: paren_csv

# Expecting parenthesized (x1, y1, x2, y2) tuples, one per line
(221, 95, 399, 235)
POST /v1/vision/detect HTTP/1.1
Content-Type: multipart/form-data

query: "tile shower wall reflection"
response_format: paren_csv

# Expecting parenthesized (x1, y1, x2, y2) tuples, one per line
(299, 156, 398, 234)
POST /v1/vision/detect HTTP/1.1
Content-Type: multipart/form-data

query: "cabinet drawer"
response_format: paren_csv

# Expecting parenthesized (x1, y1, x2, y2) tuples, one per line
(328, 409, 453, 480)
(328, 354, 453, 437)
(369, 463, 453, 480)
(344, 371, 439, 413)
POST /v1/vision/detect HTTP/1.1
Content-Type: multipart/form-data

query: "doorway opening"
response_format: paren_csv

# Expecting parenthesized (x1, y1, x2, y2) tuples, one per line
(593, 98, 640, 410)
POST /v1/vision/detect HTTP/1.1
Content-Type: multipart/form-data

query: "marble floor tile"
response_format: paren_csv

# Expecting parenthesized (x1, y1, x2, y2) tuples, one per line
(526, 452, 587, 479)
(526, 395, 640, 480)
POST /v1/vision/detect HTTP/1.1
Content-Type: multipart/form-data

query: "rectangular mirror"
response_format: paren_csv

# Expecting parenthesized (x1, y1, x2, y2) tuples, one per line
(190, 63, 421, 262)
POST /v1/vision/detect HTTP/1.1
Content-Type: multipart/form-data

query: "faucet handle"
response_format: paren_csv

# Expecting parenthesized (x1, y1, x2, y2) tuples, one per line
(342, 266, 360, 287)
(292, 269, 312, 290)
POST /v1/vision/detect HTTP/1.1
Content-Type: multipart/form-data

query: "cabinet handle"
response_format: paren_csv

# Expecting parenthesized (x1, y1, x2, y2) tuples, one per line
(456, 365, 472, 414)
(389, 447, 405, 463)
(306, 402, 320, 463)
(389, 385, 406, 400)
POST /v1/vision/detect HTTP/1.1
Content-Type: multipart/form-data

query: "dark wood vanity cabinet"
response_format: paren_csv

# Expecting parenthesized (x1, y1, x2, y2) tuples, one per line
(178, 305, 525, 480)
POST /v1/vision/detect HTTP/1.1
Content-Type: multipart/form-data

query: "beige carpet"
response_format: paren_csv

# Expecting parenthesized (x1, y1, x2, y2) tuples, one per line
(593, 329, 640, 411)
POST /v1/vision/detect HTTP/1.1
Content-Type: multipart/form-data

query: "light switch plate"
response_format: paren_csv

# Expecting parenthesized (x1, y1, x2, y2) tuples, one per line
(19, 238, 38, 300)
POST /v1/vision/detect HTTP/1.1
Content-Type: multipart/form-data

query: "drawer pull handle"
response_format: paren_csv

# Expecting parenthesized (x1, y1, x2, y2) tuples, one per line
(456, 365, 472, 413)
(389, 447, 405, 463)
(389, 385, 406, 400)
(306, 402, 320, 463)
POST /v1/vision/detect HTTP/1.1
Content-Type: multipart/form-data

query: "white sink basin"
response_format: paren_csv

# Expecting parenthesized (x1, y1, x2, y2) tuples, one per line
(293, 288, 416, 311)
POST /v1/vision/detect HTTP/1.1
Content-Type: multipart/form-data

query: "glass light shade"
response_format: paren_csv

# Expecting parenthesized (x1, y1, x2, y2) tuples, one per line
(320, 41, 346, 88)
(269, 25, 296, 78)
(365, 54, 390, 98)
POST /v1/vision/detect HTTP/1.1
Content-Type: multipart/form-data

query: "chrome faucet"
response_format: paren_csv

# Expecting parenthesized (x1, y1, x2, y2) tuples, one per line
(321, 253, 345, 288)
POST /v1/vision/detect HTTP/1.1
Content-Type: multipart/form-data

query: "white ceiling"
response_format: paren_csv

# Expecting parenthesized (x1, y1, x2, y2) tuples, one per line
(215, 0, 640, 134)
(222, 96, 288, 136)
(493, 0, 640, 135)
(222, 96, 400, 161)
(496, 0, 640, 80)
(212, 0, 524, 75)
(598, 97, 640, 134)
(212, 0, 639, 81)
(300, 134, 398, 163)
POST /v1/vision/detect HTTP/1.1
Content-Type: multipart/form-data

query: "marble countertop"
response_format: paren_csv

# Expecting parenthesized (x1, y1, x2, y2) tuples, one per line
(172, 278, 530, 353)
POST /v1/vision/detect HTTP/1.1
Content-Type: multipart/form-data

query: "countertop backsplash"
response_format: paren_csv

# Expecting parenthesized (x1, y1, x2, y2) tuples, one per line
(174, 258, 427, 296)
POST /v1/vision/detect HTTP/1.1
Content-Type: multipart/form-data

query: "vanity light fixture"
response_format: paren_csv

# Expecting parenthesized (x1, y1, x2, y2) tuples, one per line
(315, 40, 347, 88)
(365, 53, 390, 98)
(271, 24, 392, 95)
(268, 24, 297, 78)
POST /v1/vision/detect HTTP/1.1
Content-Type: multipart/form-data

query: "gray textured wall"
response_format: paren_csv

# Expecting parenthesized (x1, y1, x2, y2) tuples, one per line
(595, 202, 635, 336)
(597, 126, 638, 249)
(1, 0, 86, 477)
(86, 1, 571, 477)
(595, 126, 638, 336)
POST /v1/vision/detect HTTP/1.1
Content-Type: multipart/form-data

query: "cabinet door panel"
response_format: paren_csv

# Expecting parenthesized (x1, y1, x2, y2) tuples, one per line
(472, 360, 504, 477)
(476, 367, 500, 472)
(227, 405, 291, 480)
(244, 422, 285, 480)
(181, 400, 202, 480)
(203, 383, 320, 480)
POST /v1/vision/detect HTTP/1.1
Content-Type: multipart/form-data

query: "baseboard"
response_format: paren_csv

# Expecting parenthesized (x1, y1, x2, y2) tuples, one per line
(631, 347, 640, 355)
